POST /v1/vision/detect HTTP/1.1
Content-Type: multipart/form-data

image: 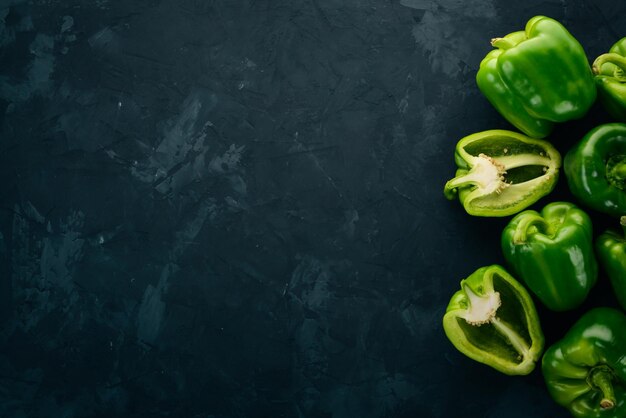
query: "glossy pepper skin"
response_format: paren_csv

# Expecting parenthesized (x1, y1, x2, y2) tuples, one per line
(501, 202, 597, 311)
(444, 130, 561, 217)
(542, 307, 626, 418)
(477, 16, 596, 138)
(443, 265, 544, 376)
(596, 217, 626, 310)
(592, 38, 626, 122)
(564, 123, 626, 217)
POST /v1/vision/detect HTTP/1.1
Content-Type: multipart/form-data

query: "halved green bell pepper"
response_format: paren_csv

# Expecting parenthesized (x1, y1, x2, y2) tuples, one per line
(443, 265, 544, 376)
(444, 130, 561, 217)
(564, 123, 626, 217)
(542, 307, 626, 418)
(477, 16, 596, 138)
(501, 202, 598, 311)
(592, 38, 626, 122)
(596, 217, 626, 310)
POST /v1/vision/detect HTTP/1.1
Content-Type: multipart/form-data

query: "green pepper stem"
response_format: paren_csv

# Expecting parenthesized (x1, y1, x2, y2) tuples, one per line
(491, 37, 516, 50)
(621, 216, 626, 235)
(592, 52, 626, 77)
(513, 213, 553, 244)
(589, 366, 616, 410)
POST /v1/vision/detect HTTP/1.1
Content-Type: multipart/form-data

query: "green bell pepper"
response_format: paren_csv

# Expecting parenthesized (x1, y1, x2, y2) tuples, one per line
(596, 217, 626, 310)
(477, 16, 596, 138)
(443, 265, 544, 376)
(592, 38, 626, 122)
(564, 123, 626, 217)
(501, 202, 598, 311)
(444, 129, 561, 217)
(542, 307, 626, 418)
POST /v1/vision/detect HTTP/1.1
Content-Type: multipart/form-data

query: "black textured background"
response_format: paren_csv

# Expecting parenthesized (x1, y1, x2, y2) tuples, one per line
(1, 1, 625, 417)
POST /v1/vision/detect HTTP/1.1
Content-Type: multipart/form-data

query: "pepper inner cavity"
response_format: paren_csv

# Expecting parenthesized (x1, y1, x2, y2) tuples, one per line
(455, 316, 522, 363)
(463, 137, 547, 157)
(491, 273, 532, 356)
(457, 275, 532, 363)
(463, 138, 554, 187)
(505, 165, 551, 184)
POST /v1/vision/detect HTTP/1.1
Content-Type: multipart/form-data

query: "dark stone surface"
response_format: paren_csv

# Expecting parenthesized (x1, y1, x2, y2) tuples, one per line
(0, 1, 624, 417)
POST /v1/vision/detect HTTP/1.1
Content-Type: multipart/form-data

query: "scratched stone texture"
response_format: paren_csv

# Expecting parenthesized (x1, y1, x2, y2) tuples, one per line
(0, 1, 625, 417)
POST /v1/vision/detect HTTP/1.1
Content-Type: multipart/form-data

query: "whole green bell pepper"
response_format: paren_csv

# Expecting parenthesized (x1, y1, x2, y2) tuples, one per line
(477, 16, 596, 138)
(501, 202, 598, 311)
(444, 129, 561, 217)
(542, 307, 626, 418)
(596, 217, 626, 310)
(564, 123, 626, 217)
(592, 38, 626, 122)
(443, 265, 544, 376)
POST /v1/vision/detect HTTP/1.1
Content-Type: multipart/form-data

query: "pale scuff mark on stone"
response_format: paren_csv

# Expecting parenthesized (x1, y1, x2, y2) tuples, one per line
(208, 144, 245, 174)
(88, 27, 117, 49)
(0, 34, 55, 102)
(40, 211, 85, 295)
(171, 198, 218, 259)
(403, 0, 497, 77)
(11, 206, 85, 331)
(137, 263, 177, 345)
(60, 16, 74, 33)
(131, 91, 231, 195)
